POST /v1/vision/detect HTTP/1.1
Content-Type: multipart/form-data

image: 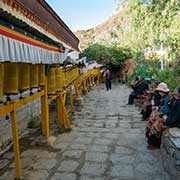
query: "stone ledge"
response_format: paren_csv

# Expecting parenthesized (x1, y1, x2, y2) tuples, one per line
(161, 128, 180, 180)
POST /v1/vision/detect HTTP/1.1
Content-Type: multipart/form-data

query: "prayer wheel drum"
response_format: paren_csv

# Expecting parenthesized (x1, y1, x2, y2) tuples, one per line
(18, 63, 30, 91)
(64, 70, 69, 86)
(4, 62, 19, 94)
(30, 64, 39, 89)
(39, 64, 45, 86)
(0, 63, 4, 103)
(47, 67, 56, 95)
(56, 67, 63, 91)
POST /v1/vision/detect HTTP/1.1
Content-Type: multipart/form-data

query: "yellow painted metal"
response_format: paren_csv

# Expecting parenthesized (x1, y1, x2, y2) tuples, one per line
(39, 64, 45, 86)
(47, 67, 56, 95)
(10, 106, 21, 179)
(41, 77, 49, 137)
(30, 64, 39, 88)
(4, 62, 19, 94)
(0, 63, 4, 103)
(18, 63, 30, 91)
(69, 85, 74, 113)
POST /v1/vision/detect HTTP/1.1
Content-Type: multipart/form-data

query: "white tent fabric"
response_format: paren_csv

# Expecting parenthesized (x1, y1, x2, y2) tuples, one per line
(0, 35, 68, 64)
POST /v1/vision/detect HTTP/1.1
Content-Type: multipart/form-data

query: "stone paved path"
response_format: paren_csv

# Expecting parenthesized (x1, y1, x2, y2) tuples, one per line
(0, 84, 171, 180)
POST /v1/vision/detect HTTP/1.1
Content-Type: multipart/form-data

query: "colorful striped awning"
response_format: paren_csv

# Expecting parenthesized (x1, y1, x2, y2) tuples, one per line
(0, 25, 68, 64)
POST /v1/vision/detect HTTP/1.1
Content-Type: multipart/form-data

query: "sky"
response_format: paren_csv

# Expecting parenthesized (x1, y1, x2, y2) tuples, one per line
(46, 0, 119, 32)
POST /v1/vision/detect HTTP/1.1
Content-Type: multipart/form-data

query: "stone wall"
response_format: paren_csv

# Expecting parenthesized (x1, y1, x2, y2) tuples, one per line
(161, 129, 180, 180)
(0, 98, 41, 153)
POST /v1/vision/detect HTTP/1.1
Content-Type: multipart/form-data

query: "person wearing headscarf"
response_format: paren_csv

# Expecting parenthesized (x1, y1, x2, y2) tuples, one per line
(146, 82, 170, 149)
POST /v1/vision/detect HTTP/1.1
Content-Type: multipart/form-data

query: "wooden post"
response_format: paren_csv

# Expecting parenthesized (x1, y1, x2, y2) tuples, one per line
(61, 92, 71, 129)
(69, 85, 74, 113)
(74, 80, 79, 99)
(56, 95, 64, 129)
(10, 106, 21, 179)
(41, 77, 49, 137)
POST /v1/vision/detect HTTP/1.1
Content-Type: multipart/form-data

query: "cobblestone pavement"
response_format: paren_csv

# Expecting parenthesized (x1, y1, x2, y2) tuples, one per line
(0, 84, 171, 180)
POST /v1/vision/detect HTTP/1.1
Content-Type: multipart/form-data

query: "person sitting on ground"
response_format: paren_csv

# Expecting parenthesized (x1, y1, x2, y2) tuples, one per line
(128, 76, 149, 104)
(145, 82, 170, 149)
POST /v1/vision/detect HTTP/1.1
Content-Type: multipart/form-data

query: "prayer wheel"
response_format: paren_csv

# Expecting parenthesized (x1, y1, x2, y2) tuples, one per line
(4, 62, 19, 94)
(18, 63, 30, 91)
(56, 67, 63, 91)
(47, 67, 56, 95)
(30, 64, 39, 88)
(39, 64, 45, 86)
(64, 70, 68, 87)
(61, 70, 66, 88)
(0, 63, 4, 103)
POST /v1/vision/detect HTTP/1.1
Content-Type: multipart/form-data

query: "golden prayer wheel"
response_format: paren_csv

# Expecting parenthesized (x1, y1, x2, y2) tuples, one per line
(47, 67, 56, 95)
(61, 71, 66, 88)
(4, 62, 19, 94)
(64, 70, 68, 86)
(56, 67, 63, 91)
(0, 63, 4, 102)
(18, 63, 30, 91)
(30, 64, 39, 88)
(38, 64, 45, 86)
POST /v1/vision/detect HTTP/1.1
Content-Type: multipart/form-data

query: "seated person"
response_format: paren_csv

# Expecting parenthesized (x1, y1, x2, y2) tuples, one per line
(128, 76, 149, 104)
(164, 86, 180, 128)
(141, 90, 153, 121)
(131, 76, 139, 89)
(146, 82, 170, 149)
(141, 81, 161, 121)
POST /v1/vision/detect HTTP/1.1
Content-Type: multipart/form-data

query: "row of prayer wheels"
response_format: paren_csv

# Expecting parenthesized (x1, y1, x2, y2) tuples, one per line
(47, 66, 79, 95)
(90, 68, 100, 76)
(0, 62, 45, 103)
(0, 62, 80, 103)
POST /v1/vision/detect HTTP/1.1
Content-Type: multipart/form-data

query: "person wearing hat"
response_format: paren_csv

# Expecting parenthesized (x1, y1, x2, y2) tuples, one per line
(146, 82, 170, 149)
(164, 86, 180, 128)
(156, 82, 170, 117)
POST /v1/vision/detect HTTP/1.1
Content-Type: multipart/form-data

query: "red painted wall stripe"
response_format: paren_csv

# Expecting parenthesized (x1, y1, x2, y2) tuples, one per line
(0, 28, 64, 53)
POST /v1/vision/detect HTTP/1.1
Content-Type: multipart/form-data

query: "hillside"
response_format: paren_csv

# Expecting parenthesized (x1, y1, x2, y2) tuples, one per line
(75, 7, 125, 50)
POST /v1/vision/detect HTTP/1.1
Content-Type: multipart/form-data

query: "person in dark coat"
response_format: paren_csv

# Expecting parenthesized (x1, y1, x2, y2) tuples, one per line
(164, 86, 180, 128)
(104, 69, 112, 90)
(128, 76, 149, 104)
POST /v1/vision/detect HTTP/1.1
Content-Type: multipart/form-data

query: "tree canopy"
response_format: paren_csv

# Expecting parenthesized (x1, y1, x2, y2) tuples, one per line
(81, 43, 132, 71)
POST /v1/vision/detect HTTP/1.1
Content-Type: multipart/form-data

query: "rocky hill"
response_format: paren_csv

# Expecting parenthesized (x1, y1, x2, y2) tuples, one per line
(75, 7, 125, 50)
